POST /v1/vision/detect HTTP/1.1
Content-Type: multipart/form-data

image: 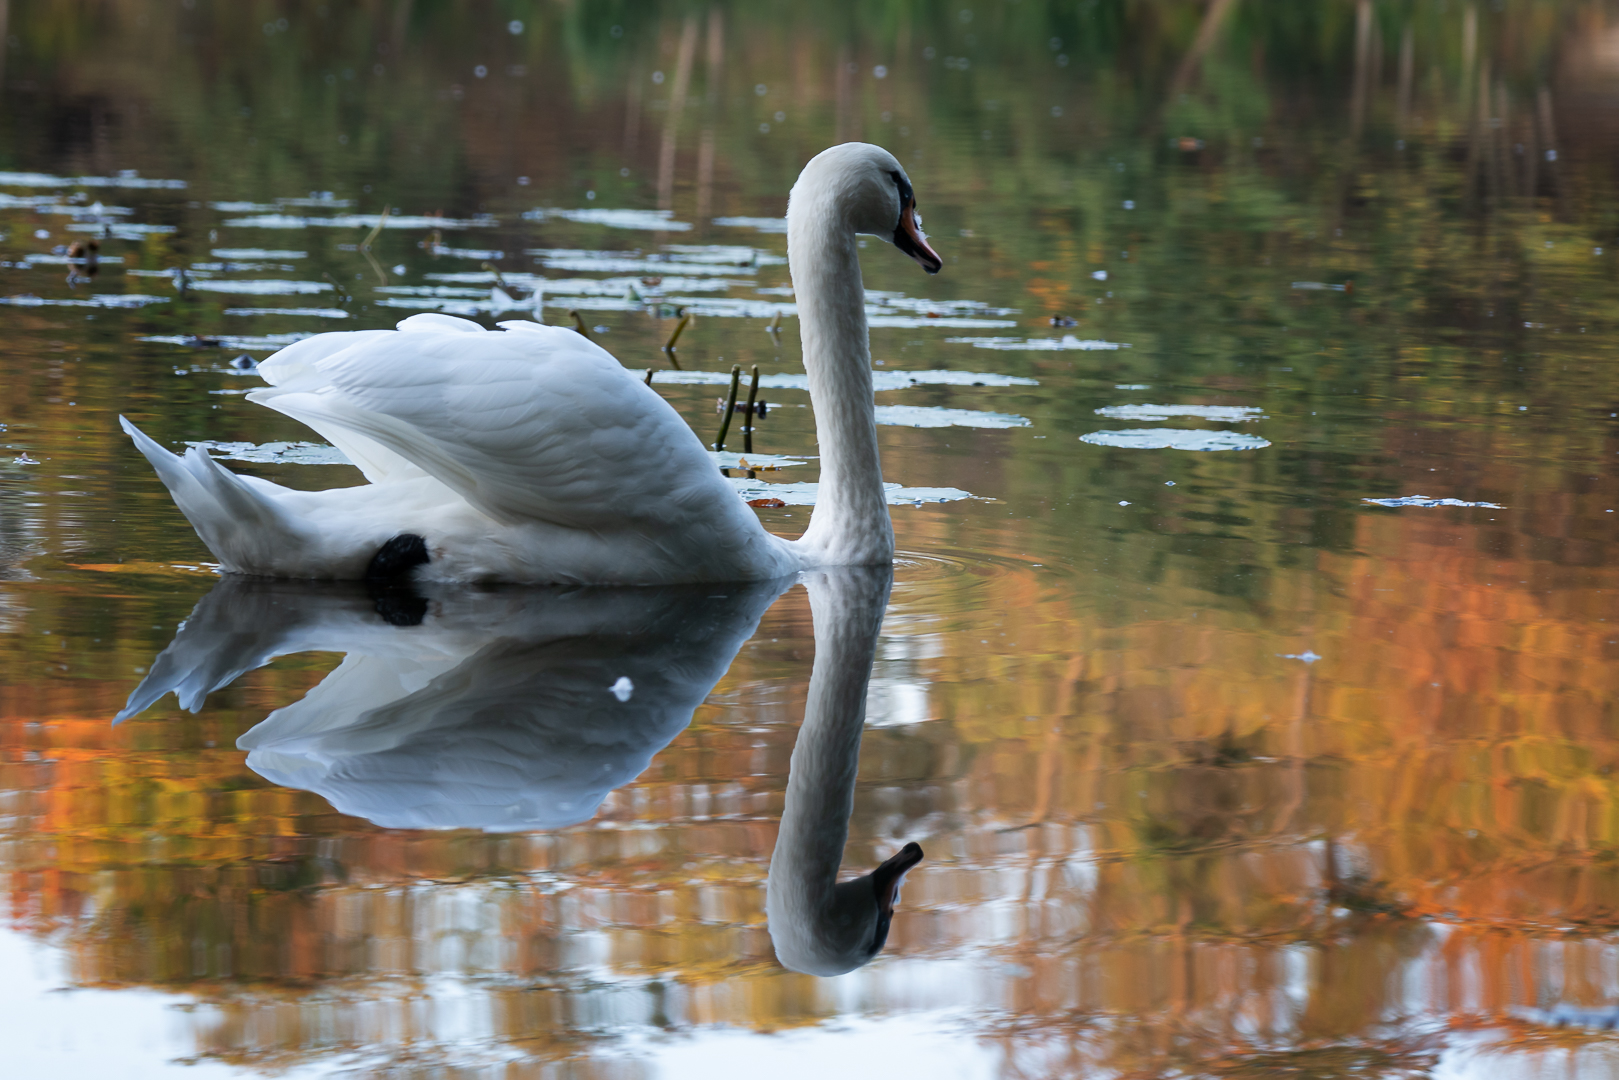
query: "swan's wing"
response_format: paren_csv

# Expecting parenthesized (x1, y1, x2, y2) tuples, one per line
(248, 316, 741, 531)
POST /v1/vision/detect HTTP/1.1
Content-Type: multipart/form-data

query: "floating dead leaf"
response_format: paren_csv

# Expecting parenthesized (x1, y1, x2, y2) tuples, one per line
(747, 497, 787, 508)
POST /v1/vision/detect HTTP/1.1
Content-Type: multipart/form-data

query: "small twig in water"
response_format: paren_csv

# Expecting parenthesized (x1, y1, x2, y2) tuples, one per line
(361, 205, 391, 251)
(361, 246, 388, 285)
(766, 309, 782, 335)
(714, 365, 741, 450)
(663, 310, 691, 369)
(322, 272, 351, 305)
(743, 364, 760, 454)
(569, 310, 594, 341)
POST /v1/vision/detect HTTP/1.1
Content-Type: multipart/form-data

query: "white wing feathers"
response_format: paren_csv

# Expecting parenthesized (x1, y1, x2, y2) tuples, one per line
(247, 316, 740, 532)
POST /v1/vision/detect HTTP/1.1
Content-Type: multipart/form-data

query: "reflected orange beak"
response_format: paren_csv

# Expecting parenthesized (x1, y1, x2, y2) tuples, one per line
(872, 840, 925, 917)
(894, 204, 942, 275)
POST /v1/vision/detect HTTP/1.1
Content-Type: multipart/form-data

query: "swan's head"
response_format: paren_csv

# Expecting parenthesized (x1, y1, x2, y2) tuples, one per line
(790, 143, 943, 274)
(768, 841, 925, 977)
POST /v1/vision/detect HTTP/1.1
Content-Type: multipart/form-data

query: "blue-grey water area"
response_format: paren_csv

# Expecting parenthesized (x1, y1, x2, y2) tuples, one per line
(4, 3, 1619, 1077)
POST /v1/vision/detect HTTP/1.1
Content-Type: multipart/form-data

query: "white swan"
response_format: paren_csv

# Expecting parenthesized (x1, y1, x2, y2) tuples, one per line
(767, 565, 925, 976)
(120, 143, 941, 585)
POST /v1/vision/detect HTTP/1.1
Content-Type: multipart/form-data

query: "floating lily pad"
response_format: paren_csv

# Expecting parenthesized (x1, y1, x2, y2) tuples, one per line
(711, 215, 788, 233)
(210, 248, 308, 260)
(1081, 428, 1271, 451)
(522, 208, 692, 231)
(873, 405, 1030, 429)
(1362, 495, 1505, 509)
(709, 451, 808, 469)
(649, 369, 1037, 390)
(186, 440, 353, 466)
(222, 212, 497, 230)
(948, 335, 1130, 351)
(0, 170, 187, 189)
(729, 479, 978, 505)
(1, 292, 170, 309)
(222, 307, 349, 319)
(142, 332, 312, 351)
(1095, 404, 1265, 423)
(184, 278, 333, 295)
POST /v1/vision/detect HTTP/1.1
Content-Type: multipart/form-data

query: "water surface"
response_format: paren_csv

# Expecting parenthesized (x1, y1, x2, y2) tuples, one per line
(4, 3, 1619, 1077)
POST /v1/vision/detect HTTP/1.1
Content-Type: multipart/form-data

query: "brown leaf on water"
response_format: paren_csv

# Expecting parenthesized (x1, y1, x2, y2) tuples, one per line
(747, 497, 786, 508)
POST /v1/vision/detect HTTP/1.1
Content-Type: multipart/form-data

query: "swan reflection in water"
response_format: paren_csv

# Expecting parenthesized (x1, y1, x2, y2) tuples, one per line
(118, 566, 922, 975)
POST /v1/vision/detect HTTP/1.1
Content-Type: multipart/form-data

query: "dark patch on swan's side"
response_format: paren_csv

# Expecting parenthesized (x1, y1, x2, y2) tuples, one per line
(366, 533, 430, 626)
(367, 533, 430, 581)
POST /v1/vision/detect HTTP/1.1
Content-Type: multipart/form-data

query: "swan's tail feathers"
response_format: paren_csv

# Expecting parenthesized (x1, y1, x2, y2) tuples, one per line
(119, 416, 312, 576)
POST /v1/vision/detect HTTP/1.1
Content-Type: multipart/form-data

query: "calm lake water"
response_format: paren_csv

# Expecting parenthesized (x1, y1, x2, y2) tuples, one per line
(4, 2, 1619, 1077)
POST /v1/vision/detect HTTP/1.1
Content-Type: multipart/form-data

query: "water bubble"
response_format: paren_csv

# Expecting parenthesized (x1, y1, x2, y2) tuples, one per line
(474, 65, 488, 78)
(1051, 106, 1063, 117)
(610, 25, 623, 38)
(959, 8, 973, 22)
(1122, 200, 1135, 210)
(516, 175, 530, 186)
(923, 46, 937, 60)
(1049, 37, 1062, 50)
(874, 65, 888, 79)
(585, 190, 596, 201)
(1056, 54, 1069, 67)
(507, 19, 524, 34)
(755, 83, 767, 96)
(652, 70, 665, 84)
(620, 167, 631, 177)
(759, 123, 771, 133)
(373, 63, 384, 75)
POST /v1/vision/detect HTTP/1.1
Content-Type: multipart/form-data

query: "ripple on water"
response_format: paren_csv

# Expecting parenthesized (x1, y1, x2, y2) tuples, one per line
(1081, 428, 1271, 451)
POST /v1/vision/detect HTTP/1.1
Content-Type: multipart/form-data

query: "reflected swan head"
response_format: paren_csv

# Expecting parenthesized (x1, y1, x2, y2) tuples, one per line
(769, 841, 924, 977)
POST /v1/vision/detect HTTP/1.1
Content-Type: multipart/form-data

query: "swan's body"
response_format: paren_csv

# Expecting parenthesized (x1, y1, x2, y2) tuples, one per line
(121, 144, 940, 585)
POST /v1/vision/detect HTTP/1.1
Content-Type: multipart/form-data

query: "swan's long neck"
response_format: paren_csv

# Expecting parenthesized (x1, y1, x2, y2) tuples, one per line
(766, 567, 892, 975)
(788, 191, 894, 567)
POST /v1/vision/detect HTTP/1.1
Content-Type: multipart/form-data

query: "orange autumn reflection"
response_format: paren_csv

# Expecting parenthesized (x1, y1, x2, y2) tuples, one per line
(2, 498, 1617, 1075)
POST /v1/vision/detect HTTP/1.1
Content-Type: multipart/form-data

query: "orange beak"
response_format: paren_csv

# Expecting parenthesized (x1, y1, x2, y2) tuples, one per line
(894, 204, 942, 274)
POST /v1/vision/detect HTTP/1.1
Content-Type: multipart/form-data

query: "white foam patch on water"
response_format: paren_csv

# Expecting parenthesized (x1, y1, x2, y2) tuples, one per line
(647, 369, 1038, 390)
(949, 335, 1130, 350)
(522, 207, 692, 231)
(207, 201, 276, 212)
(223, 307, 349, 319)
(222, 212, 497, 229)
(187, 440, 353, 466)
(0, 170, 187, 189)
(0, 292, 169, 309)
(184, 278, 333, 295)
(730, 479, 978, 505)
(211, 248, 307, 260)
(1362, 495, 1506, 509)
(1096, 404, 1265, 423)
(1081, 428, 1271, 451)
(711, 215, 789, 233)
(874, 405, 1030, 429)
